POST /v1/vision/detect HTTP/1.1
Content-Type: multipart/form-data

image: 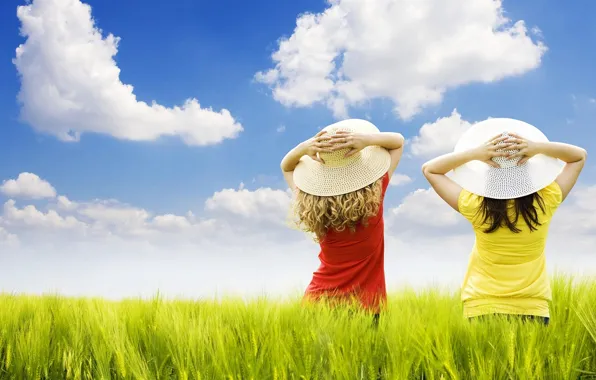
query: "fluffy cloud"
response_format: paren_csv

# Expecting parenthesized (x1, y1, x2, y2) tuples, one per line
(151, 213, 194, 231)
(68, 199, 220, 239)
(389, 174, 413, 187)
(5, 172, 593, 249)
(0, 174, 298, 248)
(389, 188, 462, 232)
(3, 198, 188, 245)
(77, 201, 150, 227)
(56, 195, 77, 211)
(551, 185, 596, 235)
(0, 172, 57, 199)
(389, 183, 596, 239)
(2, 199, 86, 231)
(256, 0, 546, 119)
(14, 0, 242, 145)
(1, 173, 596, 299)
(410, 109, 474, 158)
(205, 185, 293, 225)
(0, 226, 19, 247)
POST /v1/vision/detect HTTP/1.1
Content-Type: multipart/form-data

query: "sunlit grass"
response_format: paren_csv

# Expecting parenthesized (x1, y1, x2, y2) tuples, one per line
(1, 276, 595, 379)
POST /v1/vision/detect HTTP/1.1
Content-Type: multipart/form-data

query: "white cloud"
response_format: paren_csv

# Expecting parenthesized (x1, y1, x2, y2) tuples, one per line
(0, 226, 19, 247)
(277, 125, 286, 133)
(151, 214, 193, 230)
(389, 188, 462, 230)
(551, 185, 596, 235)
(2, 199, 86, 230)
(73, 200, 219, 239)
(0, 173, 299, 248)
(2, 173, 596, 300)
(56, 195, 77, 211)
(570, 185, 596, 212)
(389, 183, 596, 238)
(205, 186, 292, 225)
(14, 0, 242, 145)
(410, 109, 474, 158)
(54, 196, 190, 236)
(1, 198, 222, 246)
(256, 0, 546, 119)
(1, 172, 57, 199)
(530, 26, 544, 39)
(389, 173, 413, 187)
(77, 200, 150, 226)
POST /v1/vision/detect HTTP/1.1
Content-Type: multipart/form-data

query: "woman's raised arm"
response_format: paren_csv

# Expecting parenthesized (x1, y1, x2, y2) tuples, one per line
(422, 135, 509, 211)
(507, 134, 587, 200)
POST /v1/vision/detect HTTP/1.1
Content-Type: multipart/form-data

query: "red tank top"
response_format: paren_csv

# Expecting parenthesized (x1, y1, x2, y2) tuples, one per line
(304, 172, 389, 313)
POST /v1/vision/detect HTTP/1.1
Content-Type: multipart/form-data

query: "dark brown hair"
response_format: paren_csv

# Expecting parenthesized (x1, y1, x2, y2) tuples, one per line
(477, 193, 546, 233)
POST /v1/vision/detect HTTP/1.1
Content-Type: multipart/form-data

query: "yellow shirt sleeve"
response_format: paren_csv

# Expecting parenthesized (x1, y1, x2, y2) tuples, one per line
(537, 181, 563, 217)
(457, 189, 482, 224)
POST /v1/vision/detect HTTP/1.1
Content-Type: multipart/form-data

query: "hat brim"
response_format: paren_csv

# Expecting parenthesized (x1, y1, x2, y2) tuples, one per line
(450, 118, 564, 199)
(293, 146, 391, 196)
(293, 119, 392, 196)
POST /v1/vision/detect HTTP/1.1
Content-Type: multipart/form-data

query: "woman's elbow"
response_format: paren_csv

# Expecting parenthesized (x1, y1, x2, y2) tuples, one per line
(280, 160, 291, 173)
(396, 133, 406, 147)
(421, 162, 432, 178)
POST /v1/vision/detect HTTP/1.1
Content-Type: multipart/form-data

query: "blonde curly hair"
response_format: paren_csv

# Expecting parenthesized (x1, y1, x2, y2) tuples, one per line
(291, 177, 384, 241)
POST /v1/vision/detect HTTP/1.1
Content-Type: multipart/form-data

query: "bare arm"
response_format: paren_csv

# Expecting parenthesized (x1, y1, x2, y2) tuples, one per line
(280, 131, 332, 190)
(363, 132, 405, 151)
(507, 136, 587, 201)
(365, 133, 405, 178)
(422, 135, 509, 211)
(422, 151, 479, 211)
(280, 143, 307, 191)
(535, 143, 587, 200)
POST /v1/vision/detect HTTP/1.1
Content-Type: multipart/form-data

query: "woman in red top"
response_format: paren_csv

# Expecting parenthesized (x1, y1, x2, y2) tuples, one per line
(280, 119, 405, 320)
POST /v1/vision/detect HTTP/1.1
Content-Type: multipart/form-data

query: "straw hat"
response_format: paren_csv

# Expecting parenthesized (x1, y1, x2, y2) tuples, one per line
(293, 119, 391, 196)
(450, 118, 564, 199)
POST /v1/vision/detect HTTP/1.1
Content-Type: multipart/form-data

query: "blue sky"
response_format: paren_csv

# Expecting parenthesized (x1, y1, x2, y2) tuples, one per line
(0, 0, 595, 298)
(0, 0, 353, 214)
(0, 0, 594, 212)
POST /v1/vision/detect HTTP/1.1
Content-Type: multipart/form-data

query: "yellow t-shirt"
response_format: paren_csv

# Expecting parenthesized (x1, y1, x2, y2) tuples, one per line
(458, 181, 563, 318)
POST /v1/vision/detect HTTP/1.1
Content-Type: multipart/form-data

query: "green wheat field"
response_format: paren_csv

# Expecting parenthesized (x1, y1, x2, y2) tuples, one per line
(1, 276, 596, 380)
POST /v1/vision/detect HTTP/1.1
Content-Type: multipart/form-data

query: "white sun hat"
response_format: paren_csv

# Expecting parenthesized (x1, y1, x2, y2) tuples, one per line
(450, 118, 564, 200)
(293, 119, 391, 196)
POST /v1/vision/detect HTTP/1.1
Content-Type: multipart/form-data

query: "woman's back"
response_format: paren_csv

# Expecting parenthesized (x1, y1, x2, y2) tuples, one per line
(458, 181, 563, 318)
(319, 172, 388, 261)
(421, 118, 586, 321)
(279, 119, 405, 316)
(306, 173, 389, 311)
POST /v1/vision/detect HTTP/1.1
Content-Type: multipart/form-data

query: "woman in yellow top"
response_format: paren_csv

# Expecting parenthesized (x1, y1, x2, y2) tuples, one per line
(422, 118, 587, 324)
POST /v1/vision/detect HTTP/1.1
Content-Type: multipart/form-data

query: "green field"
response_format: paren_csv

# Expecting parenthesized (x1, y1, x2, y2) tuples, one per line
(1, 276, 596, 380)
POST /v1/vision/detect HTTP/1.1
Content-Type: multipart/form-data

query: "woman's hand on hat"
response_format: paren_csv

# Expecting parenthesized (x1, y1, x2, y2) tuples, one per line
(505, 133, 539, 165)
(472, 134, 512, 167)
(327, 131, 369, 158)
(303, 130, 333, 163)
